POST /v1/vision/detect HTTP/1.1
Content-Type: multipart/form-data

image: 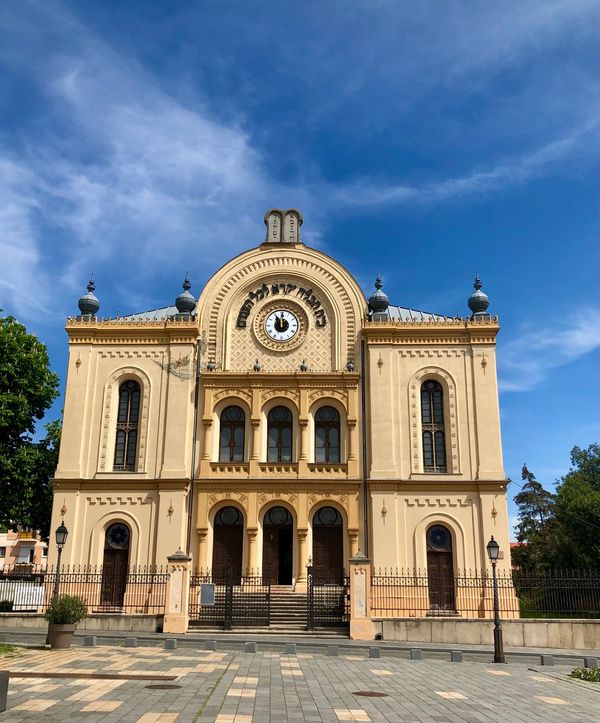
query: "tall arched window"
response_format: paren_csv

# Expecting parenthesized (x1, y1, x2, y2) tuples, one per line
(315, 406, 340, 463)
(421, 380, 447, 472)
(114, 380, 140, 471)
(219, 406, 245, 462)
(267, 406, 293, 462)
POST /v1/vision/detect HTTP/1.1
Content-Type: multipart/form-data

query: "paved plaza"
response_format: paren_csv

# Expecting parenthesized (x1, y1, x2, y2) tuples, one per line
(1, 643, 598, 722)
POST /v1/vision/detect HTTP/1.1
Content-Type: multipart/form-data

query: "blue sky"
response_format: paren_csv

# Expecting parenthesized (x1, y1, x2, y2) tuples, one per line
(0, 1, 598, 536)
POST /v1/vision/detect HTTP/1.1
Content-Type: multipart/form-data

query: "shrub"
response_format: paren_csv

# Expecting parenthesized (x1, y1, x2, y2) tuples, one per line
(570, 667, 600, 682)
(44, 595, 88, 625)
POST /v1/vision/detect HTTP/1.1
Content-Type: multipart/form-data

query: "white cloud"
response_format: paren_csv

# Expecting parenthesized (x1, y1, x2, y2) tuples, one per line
(499, 308, 600, 392)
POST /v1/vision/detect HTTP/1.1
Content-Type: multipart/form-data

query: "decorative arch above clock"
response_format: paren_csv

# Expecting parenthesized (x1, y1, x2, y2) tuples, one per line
(196, 244, 367, 372)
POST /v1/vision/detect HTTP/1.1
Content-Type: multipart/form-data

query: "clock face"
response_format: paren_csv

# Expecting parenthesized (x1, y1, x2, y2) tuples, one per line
(264, 309, 299, 342)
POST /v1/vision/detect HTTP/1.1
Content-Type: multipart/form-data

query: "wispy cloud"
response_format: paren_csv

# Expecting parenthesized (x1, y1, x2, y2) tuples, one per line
(499, 309, 600, 392)
(330, 119, 596, 208)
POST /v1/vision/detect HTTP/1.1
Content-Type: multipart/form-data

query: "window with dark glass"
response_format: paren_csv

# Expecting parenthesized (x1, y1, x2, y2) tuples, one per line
(219, 405, 245, 462)
(314, 406, 340, 463)
(267, 406, 293, 462)
(421, 380, 447, 472)
(114, 380, 140, 471)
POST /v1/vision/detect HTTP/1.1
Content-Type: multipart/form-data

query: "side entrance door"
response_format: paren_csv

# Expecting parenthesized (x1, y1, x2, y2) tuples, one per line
(262, 507, 293, 584)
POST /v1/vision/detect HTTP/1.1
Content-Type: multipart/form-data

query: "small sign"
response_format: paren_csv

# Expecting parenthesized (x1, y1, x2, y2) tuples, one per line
(200, 583, 216, 606)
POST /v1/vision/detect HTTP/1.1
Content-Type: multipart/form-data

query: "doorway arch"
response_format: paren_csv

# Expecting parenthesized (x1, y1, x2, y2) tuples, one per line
(100, 522, 130, 608)
(262, 506, 293, 584)
(311, 506, 344, 581)
(426, 524, 456, 612)
(212, 506, 244, 582)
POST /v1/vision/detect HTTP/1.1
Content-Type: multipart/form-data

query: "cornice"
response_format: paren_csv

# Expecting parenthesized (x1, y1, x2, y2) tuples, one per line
(201, 371, 360, 388)
(53, 479, 189, 492)
(369, 480, 508, 492)
(197, 481, 361, 493)
(362, 318, 499, 345)
(66, 318, 199, 345)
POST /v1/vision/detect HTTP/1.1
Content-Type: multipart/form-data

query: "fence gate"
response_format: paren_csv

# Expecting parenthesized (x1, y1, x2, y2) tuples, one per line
(188, 571, 270, 629)
(306, 572, 350, 630)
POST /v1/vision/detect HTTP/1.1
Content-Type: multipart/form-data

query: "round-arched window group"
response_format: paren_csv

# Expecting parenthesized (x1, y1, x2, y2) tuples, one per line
(217, 403, 342, 464)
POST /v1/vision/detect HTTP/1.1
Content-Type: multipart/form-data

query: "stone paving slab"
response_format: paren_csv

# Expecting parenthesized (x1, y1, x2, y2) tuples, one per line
(0, 644, 599, 721)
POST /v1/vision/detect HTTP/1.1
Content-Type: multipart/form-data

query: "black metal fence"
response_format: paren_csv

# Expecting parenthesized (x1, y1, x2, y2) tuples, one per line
(307, 574, 349, 629)
(370, 568, 600, 619)
(189, 571, 270, 629)
(0, 565, 168, 615)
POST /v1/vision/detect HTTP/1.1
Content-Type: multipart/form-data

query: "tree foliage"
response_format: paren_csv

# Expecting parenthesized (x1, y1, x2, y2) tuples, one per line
(513, 444, 600, 570)
(0, 312, 60, 537)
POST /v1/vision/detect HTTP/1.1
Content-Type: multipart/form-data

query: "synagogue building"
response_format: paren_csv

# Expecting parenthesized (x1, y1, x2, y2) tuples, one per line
(50, 209, 510, 622)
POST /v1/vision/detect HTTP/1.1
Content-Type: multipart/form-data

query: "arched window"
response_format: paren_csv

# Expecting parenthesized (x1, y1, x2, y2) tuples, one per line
(219, 405, 245, 462)
(267, 406, 293, 462)
(114, 380, 140, 471)
(315, 406, 340, 463)
(421, 380, 447, 472)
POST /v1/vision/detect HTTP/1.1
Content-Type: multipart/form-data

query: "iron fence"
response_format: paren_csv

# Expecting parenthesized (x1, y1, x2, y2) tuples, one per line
(0, 564, 168, 615)
(307, 573, 349, 629)
(189, 571, 270, 629)
(370, 568, 600, 619)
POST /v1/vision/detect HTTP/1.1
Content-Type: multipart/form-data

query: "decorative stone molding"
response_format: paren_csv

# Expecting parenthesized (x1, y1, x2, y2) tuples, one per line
(397, 349, 466, 358)
(99, 366, 151, 473)
(86, 495, 154, 506)
(257, 492, 298, 506)
(207, 491, 248, 509)
(409, 366, 460, 475)
(213, 388, 252, 405)
(405, 497, 472, 508)
(98, 350, 164, 359)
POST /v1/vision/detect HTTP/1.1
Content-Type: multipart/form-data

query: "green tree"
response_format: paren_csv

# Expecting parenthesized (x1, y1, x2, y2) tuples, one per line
(0, 312, 60, 537)
(551, 444, 600, 569)
(512, 464, 556, 570)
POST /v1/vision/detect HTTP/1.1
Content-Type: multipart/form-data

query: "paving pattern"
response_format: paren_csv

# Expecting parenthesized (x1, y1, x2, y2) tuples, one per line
(1, 644, 598, 721)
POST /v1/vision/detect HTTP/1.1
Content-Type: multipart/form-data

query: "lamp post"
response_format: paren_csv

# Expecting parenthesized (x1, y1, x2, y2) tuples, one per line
(52, 521, 68, 600)
(486, 535, 505, 664)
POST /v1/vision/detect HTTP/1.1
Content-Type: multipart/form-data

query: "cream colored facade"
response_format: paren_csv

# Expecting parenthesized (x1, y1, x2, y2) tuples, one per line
(50, 209, 510, 595)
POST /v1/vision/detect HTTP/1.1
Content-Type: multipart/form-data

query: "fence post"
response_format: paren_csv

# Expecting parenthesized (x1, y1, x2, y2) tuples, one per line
(163, 549, 192, 634)
(224, 565, 234, 631)
(349, 551, 375, 641)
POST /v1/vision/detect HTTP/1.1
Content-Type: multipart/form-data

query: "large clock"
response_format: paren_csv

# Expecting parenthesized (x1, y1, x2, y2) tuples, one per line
(264, 309, 299, 342)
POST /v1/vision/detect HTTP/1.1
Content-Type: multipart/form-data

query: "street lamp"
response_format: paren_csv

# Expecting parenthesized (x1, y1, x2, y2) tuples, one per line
(486, 535, 505, 664)
(52, 521, 68, 599)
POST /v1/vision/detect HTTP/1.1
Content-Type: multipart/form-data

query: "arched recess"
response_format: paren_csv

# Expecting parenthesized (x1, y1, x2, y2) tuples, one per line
(308, 397, 348, 463)
(89, 510, 142, 568)
(413, 512, 467, 573)
(309, 503, 346, 580)
(261, 397, 300, 463)
(408, 367, 459, 475)
(98, 366, 151, 473)
(211, 396, 252, 462)
(100, 521, 131, 608)
(259, 501, 297, 585)
(211, 505, 245, 582)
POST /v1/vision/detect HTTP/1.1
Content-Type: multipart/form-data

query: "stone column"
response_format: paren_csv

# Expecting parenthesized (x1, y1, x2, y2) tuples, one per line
(197, 528, 208, 573)
(247, 527, 258, 576)
(201, 420, 212, 460)
(349, 551, 375, 641)
(296, 528, 309, 589)
(348, 528, 359, 558)
(249, 419, 260, 476)
(298, 420, 309, 475)
(163, 548, 192, 635)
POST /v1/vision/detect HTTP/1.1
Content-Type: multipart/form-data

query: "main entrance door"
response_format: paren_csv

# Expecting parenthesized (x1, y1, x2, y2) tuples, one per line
(426, 524, 456, 612)
(262, 506, 293, 584)
(312, 506, 344, 580)
(212, 506, 243, 582)
(100, 523, 130, 608)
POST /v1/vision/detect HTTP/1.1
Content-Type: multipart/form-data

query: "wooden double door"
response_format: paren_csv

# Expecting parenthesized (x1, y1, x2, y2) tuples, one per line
(212, 507, 243, 583)
(426, 524, 456, 611)
(262, 507, 293, 584)
(312, 506, 344, 580)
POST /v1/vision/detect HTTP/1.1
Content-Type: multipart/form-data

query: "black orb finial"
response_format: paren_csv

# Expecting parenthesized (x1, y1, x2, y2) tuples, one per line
(468, 272, 490, 317)
(368, 274, 389, 315)
(175, 274, 196, 315)
(78, 274, 100, 317)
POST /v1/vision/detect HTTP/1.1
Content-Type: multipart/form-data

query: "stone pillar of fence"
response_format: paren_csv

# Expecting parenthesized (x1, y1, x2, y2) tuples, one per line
(163, 549, 192, 634)
(349, 551, 375, 640)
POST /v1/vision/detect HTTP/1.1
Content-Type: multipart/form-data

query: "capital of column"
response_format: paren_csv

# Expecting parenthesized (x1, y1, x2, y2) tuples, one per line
(202, 419, 212, 428)
(297, 527, 308, 541)
(247, 526, 258, 540)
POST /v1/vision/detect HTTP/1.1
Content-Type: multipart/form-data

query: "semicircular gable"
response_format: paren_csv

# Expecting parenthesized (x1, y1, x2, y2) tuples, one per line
(196, 245, 367, 372)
